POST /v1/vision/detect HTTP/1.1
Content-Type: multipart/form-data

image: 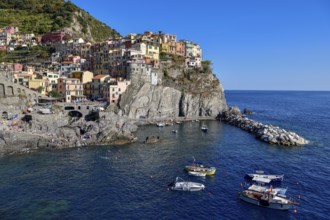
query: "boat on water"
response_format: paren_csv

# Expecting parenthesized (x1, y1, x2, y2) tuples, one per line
(175, 121, 183, 124)
(245, 170, 284, 182)
(172, 130, 178, 133)
(168, 177, 205, 191)
(245, 177, 287, 195)
(239, 189, 297, 210)
(156, 122, 165, 127)
(188, 171, 206, 177)
(201, 124, 208, 131)
(185, 157, 216, 175)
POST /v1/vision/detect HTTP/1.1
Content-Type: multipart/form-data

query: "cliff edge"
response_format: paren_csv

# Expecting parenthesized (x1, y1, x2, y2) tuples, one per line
(119, 66, 227, 120)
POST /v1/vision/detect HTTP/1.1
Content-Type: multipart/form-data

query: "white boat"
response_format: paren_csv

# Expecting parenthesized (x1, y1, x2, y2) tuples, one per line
(172, 130, 178, 133)
(248, 184, 287, 195)
(188, 171, 206, 177)
(175, 121, 183, 124)
(246, 176, 287, 195)
(201, 124, 208, 131)
(245, 170, 284, 182)
(239, 189, 297, 210)
(156, 122, 165, 127)
(168, 177, 205, 191)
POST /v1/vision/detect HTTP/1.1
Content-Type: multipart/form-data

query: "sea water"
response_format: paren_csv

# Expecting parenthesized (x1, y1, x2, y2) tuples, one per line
(0, 91, 329, 220)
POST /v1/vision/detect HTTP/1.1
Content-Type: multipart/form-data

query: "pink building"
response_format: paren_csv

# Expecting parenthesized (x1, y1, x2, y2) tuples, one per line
(3, 26, 19, 34)
(103, 79, 131, 103)
(12, 63, 23, 72)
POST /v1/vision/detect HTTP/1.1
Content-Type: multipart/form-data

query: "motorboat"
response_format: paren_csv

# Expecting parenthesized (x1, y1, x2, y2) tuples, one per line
(172, 130, 178, 133)
(245, 177, 287, 195)
(247, 184, 287, 195)
(168, 177, 205, 191)
(185, 157, 216, 175)
(239, 189, 297, 210)
(188, 171, 206, 177)
(245, 170, 284, 182)
(201, 124, 208, 131)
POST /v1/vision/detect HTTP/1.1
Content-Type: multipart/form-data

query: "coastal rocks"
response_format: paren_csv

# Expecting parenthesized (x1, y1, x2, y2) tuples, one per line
(0, 111, 138, 157)
(217, 107, 309, 146)
(144, 136, 160, 144)
(243, 108, 253, 115)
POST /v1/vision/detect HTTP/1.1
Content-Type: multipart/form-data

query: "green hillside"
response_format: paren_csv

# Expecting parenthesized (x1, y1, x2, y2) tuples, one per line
(0, 0, 120, 41)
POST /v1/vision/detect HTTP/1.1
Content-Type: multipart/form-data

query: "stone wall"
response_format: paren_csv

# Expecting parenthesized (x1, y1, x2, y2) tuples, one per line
(0, 71, 45, 101)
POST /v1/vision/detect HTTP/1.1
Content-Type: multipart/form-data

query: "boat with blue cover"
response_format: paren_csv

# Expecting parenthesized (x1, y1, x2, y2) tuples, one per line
(245, 170, 284, 182)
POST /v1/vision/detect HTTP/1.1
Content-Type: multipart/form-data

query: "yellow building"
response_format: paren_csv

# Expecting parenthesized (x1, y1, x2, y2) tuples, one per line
(69, 71, 94, 84)
(146, 43, 159, 68)
(28, 78, 49, 95)
(160, 43, 169, 53)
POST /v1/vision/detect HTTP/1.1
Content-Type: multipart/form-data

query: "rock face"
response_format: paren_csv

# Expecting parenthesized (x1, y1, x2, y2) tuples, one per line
(0, 111, 138, 157)
(217, 107, 309, 146)
(144, 136, 160, 144)
(120, 83, 182, 119)
(120, 68, 227, 119)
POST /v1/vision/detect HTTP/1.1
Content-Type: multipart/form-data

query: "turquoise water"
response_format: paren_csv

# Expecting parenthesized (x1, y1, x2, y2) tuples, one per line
(0, 91, 329, 219)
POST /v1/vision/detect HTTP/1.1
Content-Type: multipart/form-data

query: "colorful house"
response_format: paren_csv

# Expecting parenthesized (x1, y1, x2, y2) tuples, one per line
(91, 74, 109, 99)
(57, 78, 84, 102)
(102, 78, 130, 103)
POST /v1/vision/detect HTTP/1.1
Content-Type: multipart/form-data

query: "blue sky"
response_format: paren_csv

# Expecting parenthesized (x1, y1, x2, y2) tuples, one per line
(71, 0, 330, 91)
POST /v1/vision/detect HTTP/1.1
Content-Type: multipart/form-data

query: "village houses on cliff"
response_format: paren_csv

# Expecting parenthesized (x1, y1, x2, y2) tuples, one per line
(1, 28, 203, 104)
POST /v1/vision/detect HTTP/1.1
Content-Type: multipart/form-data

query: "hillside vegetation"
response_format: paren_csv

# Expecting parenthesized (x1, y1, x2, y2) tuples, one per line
(0, 0, 120, 42)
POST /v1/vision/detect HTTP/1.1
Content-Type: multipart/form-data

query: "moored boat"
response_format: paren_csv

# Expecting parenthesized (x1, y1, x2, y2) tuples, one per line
(201, 124, 208, 131)
(239, 189, 297, 210)
(168, 177, 205, 191)
(246, 176, 287, 195)
(185, 157, 216, 175)
(188, 171, 206, 177)
(245, 170, 284, 182)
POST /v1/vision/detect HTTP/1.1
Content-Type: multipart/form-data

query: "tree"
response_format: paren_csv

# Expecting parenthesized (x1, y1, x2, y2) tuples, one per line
(201, 60, 212, 73)
(38, 86, 44, 93)
(48, 90, 62, 98)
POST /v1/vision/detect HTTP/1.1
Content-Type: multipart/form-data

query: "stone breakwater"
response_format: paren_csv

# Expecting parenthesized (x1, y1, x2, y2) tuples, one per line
(217, 107, 309, 146)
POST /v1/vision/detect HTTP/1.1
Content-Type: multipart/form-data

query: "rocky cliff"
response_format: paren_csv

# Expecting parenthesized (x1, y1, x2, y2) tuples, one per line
(119, 67, 227, 120)
(0, 105, 137, 157)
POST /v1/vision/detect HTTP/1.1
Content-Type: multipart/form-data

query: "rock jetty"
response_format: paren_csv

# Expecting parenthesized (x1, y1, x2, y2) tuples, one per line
(217, 106, 309, 146)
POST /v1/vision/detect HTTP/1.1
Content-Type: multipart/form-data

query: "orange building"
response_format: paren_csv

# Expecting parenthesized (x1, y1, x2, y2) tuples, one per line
(57, 78, 84, 102)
